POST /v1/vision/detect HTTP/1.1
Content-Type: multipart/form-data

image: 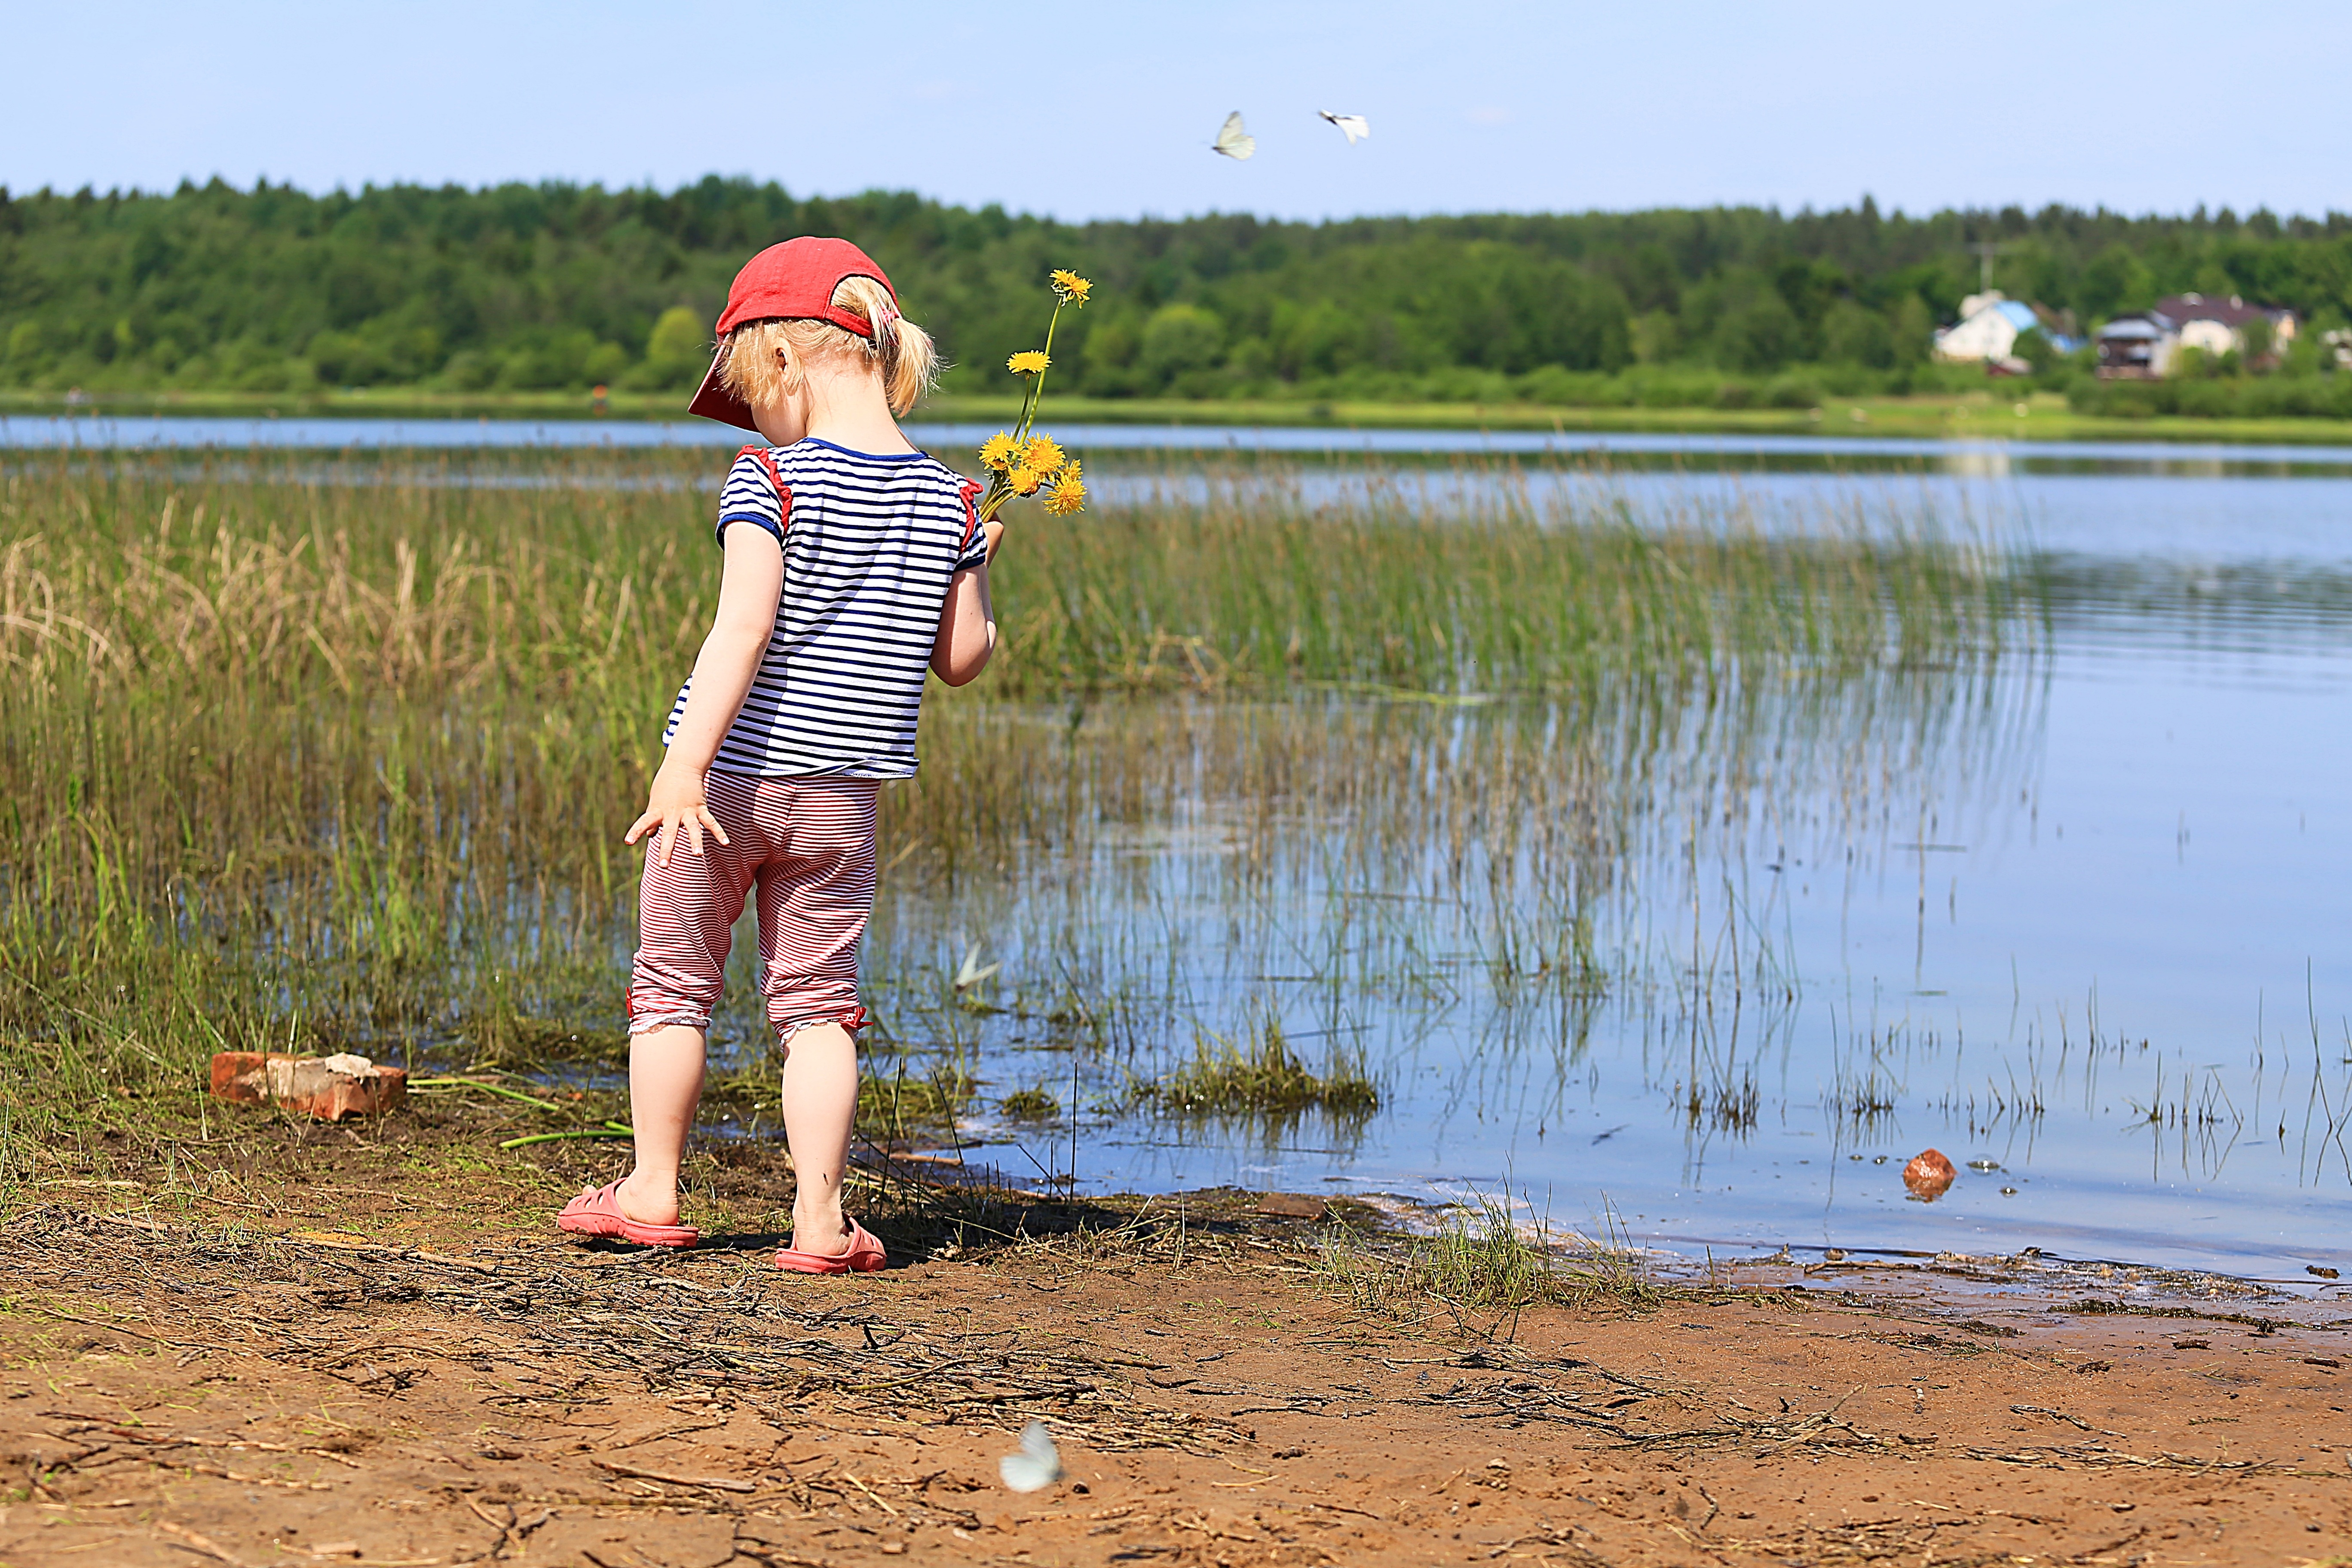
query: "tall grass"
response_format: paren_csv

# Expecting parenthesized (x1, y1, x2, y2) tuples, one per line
(0, 447, 2040, 1174)
(993, 465, 2030, 693)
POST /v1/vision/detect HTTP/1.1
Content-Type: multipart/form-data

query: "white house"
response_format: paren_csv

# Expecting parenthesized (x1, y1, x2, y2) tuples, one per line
(1933, 292, 2082, 364)
(2159, 294, 2297, 361)
(2096, 294, 2300, 379)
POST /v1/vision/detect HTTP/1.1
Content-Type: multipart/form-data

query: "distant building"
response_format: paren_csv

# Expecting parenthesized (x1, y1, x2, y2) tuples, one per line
(2094, 312, 2177, 380)
(1933, 291, 2082, 368)
(2157, 293, 2297, 363)
(2095, 294, 2300, 379)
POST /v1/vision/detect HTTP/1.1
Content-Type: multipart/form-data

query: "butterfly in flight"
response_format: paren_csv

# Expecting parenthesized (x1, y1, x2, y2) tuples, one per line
(1317, 110, 1370, 145)
(999, 1421, 1063, 1493)
(1212, 111, 1256, 160)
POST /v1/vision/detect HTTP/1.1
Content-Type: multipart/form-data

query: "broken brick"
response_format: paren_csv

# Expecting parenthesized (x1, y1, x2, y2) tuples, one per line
(210, 1051, 407, 1121)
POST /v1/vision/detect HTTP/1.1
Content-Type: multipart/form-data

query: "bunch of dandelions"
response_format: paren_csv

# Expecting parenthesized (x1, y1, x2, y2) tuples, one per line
(977, 269, 1092, 522)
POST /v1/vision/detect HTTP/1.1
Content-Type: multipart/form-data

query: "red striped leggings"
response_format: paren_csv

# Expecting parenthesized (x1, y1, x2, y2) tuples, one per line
(626, 772, 879, 1042)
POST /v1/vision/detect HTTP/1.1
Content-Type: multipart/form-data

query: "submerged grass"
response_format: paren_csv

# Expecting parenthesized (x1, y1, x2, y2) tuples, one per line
(1132, 1020, 1379, 1120)
(1000, 1087, 1061, 1122)
(0, 446, 2039, 1175)
(1315, 1192, 1662, 1318)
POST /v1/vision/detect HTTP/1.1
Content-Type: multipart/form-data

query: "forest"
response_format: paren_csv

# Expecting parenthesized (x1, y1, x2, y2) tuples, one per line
(6, 176, 2352, 413)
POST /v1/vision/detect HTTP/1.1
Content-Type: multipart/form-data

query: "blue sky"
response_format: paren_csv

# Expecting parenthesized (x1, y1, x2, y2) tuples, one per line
(5, 0, 2346, 221)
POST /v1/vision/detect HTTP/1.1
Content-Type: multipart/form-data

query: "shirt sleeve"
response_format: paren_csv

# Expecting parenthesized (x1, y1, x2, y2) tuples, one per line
(951, 477, 989, 574)
(716, 451, 787, 548)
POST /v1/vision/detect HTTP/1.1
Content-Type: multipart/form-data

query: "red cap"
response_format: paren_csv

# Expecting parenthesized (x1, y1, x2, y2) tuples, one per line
(687, 237, 898, 430)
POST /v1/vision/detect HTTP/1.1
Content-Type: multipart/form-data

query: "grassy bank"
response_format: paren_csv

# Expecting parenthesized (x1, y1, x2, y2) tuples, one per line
(0, 448, 2037, 1175)
(12, 385, 2352, 447)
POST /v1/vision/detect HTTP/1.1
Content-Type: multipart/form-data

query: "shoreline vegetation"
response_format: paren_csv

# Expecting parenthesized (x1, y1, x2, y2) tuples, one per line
(0, 448, 2033, 1180)
(12, 386, 2352, 447)
(9, 180, 2352, 433)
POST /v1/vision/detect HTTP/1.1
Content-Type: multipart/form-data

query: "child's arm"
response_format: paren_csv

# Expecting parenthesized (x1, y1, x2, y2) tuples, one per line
(625, 527, 786, 864)
(930, 521, 1003, 686)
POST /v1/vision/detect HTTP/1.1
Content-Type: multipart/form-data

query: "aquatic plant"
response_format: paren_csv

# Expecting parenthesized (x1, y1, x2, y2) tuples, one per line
(0, 447, 2039, 1182)
(1314, 1192, 1661, 1317)
(1132, 1020, 1379, 1121)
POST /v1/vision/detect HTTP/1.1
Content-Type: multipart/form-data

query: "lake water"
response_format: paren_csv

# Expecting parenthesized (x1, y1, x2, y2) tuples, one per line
(918, 438, 2349, 1285)
(16, 407, 2352, 475)
(16, 417, 2352, 1285)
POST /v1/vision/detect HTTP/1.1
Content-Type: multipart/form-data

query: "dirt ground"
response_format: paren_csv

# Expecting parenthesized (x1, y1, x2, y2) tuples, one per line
(3, 1111, 2349, 1567)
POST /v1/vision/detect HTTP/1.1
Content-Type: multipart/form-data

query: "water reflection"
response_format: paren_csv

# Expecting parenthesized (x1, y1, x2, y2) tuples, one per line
(826, 559, 2352, 1276)
(21, 411, 2352, 480)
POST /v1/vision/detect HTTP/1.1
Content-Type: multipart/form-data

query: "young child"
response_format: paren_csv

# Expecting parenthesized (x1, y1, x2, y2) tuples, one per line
(557, 237, 999, 1272)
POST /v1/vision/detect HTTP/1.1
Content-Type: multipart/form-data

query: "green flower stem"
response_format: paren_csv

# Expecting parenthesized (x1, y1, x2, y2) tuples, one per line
(1017, 300, 1066, 444)
(978, 285, 1079, 525)
(498, 1120, 634, 1150)
(410, 1076, 568, 1113)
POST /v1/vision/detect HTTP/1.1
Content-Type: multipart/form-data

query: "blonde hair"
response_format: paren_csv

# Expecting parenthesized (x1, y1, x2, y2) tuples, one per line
(717, 274, 937, 417)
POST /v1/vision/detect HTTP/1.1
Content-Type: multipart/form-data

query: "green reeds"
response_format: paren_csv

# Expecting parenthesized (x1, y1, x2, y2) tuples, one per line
(989, 472, 2031, 695)
(0, 447, 2040, 1174)
(1133, 1020, 1378, 1121)
(1314, 1192, 1661, 1316)
(999, 1087, 1060, 1122)
(856, 1064, 977, 1136)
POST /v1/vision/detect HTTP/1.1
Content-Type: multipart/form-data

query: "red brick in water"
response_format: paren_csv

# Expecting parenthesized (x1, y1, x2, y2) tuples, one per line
(1902, 1148, 1957, 1199)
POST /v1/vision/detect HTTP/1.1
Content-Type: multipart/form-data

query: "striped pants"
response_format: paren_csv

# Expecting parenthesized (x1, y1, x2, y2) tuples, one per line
(626, 772, 879, 1042)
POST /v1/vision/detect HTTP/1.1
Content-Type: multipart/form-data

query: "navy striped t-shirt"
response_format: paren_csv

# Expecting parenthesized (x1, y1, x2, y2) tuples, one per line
(663, 439, 986, 778)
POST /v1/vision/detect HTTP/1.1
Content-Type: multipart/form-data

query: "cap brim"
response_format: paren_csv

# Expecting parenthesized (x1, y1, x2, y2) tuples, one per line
(687, 353, 760, 432)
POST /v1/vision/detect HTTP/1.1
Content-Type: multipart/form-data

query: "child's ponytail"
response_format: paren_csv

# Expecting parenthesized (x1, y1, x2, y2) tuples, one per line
(716, 273, 940, 418)
(829, 276, 938, 417)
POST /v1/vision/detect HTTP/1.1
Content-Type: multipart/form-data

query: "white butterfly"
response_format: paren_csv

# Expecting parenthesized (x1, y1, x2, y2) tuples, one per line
(999, 1420, 1063, 1493)
(953, 943, 1001, 992)
(1212, 111, 1256, 160)
(1317, 110, 1370, 145)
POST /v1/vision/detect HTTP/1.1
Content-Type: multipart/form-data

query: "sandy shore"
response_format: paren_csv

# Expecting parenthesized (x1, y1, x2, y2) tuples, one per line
(4, 1166, 2348, 1568)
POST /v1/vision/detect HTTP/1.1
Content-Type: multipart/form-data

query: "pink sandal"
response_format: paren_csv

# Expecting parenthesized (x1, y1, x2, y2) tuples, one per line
(775, 1219, 887, 1275)
(557, 1180, 700, 1249)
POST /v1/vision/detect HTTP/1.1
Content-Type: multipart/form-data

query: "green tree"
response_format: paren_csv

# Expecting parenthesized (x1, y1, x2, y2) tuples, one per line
(633, 306, 708, 390)
(2012, 328, 2060, 376)
(1822, 300, 1894, 368)
(1891, 296, 1934, 364)
(1713, 287, 1801, 372)
(1139, 303, 1225, 391)
(1630, 310, 1681, 364)
(2079, 246, 2155, 320)
(3, 179, 2348, 409)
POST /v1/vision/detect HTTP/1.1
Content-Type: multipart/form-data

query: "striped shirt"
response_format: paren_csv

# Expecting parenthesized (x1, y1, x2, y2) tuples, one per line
(663, 440, 986, 778)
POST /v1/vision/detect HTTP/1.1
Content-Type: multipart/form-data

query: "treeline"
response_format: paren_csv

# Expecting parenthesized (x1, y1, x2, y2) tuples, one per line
(6, 176, 2352, 408)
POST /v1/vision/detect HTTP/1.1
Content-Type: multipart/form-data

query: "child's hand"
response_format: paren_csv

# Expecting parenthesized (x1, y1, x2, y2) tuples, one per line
(625, 761, 731, 866)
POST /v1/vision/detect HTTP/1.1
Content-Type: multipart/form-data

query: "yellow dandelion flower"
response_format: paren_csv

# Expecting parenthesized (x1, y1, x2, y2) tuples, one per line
(1050, 270, 1093, 306)
(977, 432, 1019, 471)
(1008, 465, 1046, 496)
(1022, 435, 1066, 474)
(1042, 475, 1087, 515)
(1006, 349, 1051, 376)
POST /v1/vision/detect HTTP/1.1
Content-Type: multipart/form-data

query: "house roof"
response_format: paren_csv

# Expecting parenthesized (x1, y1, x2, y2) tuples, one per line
(2158, 293, 2289, 327)
(2097, 314, 2175, 341)
(1986, 300, 2040, 331)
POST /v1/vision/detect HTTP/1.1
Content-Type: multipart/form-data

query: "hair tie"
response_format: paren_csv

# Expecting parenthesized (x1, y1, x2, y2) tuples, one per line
(870, 294, 900, 352)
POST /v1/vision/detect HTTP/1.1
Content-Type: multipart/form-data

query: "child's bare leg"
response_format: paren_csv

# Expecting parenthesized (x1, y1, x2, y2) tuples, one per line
(619, 1024, 707, 1225)
(781, 1021, 857, 1254)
